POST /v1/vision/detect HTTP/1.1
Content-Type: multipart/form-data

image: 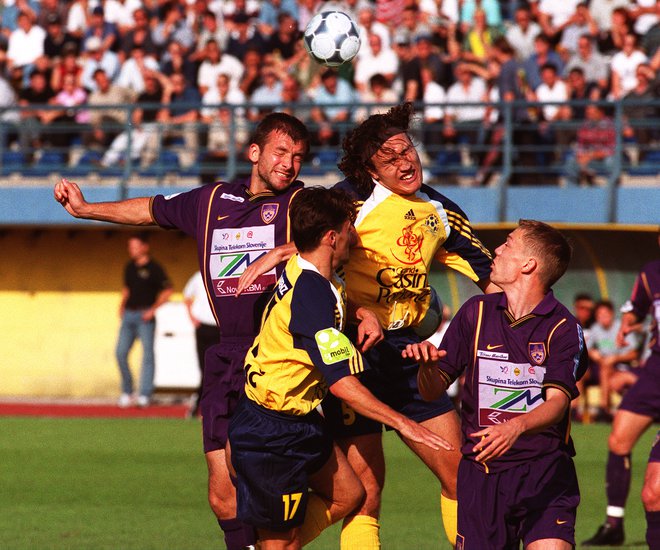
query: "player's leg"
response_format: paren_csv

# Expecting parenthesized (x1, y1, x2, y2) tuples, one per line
(583, 409, 653, 546)
(398, 409, 462, 544)
(300, 441, 366, 546)
(136, 316, 156, 404)
(336, 433, 385, 550)
(115, 311, 138, 400)
(642, 433, 660, 550)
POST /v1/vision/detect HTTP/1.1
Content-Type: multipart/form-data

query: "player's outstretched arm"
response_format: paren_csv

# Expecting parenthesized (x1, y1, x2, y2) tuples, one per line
(330, 375, 454, 451)
(402, 341, 449, 401)
(471, 387, 569, 463)
(235, 242, 297, 296)
(351, 305, 384, 352)
(54, 178, 154, 225)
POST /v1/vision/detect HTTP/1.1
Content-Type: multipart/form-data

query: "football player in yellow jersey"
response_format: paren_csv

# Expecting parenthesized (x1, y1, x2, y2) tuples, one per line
(228, 187, 453, 550)
(237, 103, 498, 548)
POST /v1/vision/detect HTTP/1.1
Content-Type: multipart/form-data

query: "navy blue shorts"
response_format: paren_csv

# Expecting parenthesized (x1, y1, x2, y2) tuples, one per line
(228, 397, 334, 531)
(201, 338, 253, 453)
(619, 352, 660, 422)
(323, 326, 455, 438)
(650, 430, 660, 463)
(456, 451, 580, 550)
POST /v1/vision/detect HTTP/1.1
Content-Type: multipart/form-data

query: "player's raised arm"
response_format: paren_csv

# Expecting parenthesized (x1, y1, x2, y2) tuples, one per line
(329, 375, 453, 451)
(54, 178, 155, 226)
(235, 241, 297, 295)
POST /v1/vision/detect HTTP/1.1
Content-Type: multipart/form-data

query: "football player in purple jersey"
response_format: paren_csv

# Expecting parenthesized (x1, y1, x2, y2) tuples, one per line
(584, 231, 660, 548)
(53, 113, 385, 550)
(410, 219, 589, 550)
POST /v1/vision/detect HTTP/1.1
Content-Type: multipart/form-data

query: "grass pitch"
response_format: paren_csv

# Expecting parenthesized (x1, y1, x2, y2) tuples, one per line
(0, 417, 654, 549)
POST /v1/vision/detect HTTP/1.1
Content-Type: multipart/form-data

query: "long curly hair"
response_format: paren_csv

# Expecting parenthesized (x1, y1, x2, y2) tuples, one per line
(338, 102, 416, 195)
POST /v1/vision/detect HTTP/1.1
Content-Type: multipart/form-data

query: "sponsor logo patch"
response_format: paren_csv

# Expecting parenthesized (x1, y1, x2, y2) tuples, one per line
(404, 208, 416, 220)
(220, 192, 245, 203)
(315, 328, 354, 365)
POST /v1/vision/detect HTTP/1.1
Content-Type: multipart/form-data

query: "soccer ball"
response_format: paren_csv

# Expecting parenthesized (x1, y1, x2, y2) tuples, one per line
(303, 10, 361, 67)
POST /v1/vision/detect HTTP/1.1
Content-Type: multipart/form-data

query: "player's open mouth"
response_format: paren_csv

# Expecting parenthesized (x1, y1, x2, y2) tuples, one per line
(400, 171, 415, 181)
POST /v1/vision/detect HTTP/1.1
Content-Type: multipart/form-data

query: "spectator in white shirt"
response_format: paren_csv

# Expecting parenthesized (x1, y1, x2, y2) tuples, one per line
(6, 11, 46, 73)
(116, 45, 160, 95)
(534, 63, 571, 163)
(506, 5, 542, 60)
(610, 33, 648, 99)
(197, 39, 243, 96)
(353, 33, 399, 93)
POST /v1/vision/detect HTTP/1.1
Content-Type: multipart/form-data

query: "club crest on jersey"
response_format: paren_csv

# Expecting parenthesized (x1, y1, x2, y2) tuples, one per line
(528, 342, 546, 365)
(424, 214, 440, 235)
(261, 203, 279, 224)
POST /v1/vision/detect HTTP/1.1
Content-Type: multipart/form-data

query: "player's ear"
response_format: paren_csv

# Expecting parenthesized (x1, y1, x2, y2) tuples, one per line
(247, 143, 261, 163)
(521, 257, 537, 275)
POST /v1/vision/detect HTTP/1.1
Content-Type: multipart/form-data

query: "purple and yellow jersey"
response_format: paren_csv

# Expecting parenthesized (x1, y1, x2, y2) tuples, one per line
(625, 259, 660, 354)
(244, 255, 365, 416)
(150, 180, 303, 339)
(438, 291, 588, 472)
(334, 179, 492, 331)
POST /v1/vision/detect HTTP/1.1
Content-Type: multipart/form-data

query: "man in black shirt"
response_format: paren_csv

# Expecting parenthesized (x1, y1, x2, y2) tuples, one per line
(116, 232, 173, 408)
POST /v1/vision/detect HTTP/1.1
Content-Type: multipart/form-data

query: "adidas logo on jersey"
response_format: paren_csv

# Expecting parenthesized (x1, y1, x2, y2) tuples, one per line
(404, 209, 416, 220)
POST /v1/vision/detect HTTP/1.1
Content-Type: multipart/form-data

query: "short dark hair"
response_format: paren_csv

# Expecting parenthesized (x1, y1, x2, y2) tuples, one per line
(595, 299, 615, 312)
(518, 219, 572, 288)
(129, 231, 150, 244)
(290, 187, 356, 253)
(574, 292, 594, 303)
(339, 102, 416, 194)
(249, 112, 310, 155)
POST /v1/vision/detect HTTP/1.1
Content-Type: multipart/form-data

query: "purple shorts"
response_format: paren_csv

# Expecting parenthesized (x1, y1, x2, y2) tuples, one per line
(650, 430, 660, 463)
(201, 338, 253, 453)
(456, 451, 579, 550)
(619, 352, 660, 421)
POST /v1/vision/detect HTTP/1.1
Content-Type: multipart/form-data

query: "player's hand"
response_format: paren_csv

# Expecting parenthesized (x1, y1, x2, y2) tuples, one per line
(54, 178, 88, 218)
(402, 341, 445, 366)
(236, 251, 276, 296)
(470, 420, 524, 463)
(354, 307, 383, 352)
(398, 417, 454, 452)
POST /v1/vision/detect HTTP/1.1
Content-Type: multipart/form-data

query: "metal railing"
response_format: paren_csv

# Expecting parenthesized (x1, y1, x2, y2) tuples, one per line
(1, 98, 658, 195)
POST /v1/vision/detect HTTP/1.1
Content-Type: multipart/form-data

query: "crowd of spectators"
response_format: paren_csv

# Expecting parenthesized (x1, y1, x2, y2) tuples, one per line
(1, 0, 660, 183)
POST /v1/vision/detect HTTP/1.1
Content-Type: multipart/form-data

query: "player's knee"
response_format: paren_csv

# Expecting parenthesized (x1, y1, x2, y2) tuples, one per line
(336, 481, 367, 520)
(608, 430, 632, 455)
(642, 483, 660, 512)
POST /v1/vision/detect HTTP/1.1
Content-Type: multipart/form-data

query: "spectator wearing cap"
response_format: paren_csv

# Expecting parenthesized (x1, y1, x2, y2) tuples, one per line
(80, 35, 120, 92)
(256, 0, 298, 37)
(83, 6, 120, 54)
(354, 33, 399, 94)
(197, 39, 243, 96)
(43, 13, 79, 63)
(506, 5, 541, 60)
(224, 12, 266, 61)
(564, 34, 609, 91)
(6, 11, 46, 76)
(36, 0, 70, 32)
(120, 7, 158, 61)
(522, 33, 564, 92)
(356, 4, 391, 60)
(402, 33, 453, 102)
(152, 3, 196, 54)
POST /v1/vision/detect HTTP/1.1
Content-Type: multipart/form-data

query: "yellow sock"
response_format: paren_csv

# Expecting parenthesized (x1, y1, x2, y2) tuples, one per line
(299, 493, 332, 545)
(340, 514, 380, 550)
(441, 495, 458, 546)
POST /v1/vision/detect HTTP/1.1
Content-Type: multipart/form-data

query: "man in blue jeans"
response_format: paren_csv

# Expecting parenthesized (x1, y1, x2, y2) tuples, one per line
(116, 232, 173, 408)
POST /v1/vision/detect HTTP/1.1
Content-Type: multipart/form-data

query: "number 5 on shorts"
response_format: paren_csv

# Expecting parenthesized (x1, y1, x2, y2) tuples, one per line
(282, 492, 303, 521)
